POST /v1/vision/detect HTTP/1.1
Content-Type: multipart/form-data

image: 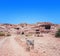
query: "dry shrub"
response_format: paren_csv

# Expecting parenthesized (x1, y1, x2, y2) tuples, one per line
(7, 33, 11, 36)
(55, 29, 60, 37)
(0, 32, 5, 36)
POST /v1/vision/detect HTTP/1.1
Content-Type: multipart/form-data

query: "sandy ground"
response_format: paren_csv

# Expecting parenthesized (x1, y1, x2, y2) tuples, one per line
(34, 34, 60, 56)
(0, 36, 30, 56)
(0, 34, 60, 56)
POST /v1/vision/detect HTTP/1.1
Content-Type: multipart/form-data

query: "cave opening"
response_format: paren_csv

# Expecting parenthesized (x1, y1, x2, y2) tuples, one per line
(36, 29, 40, 34)
(45, 25, 51, 29)
(22, 32, 24, 35)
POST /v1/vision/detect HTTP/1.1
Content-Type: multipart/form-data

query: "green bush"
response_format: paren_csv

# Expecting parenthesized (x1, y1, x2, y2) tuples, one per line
(0, 32, 5, 36)
(55, 29, 60, 37)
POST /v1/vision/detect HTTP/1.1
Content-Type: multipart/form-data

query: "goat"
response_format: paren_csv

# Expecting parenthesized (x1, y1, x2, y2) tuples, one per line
(25, 38, 34, 51)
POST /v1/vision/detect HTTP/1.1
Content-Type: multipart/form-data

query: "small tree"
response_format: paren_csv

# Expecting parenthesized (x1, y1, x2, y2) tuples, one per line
(55, 29, 60, 37)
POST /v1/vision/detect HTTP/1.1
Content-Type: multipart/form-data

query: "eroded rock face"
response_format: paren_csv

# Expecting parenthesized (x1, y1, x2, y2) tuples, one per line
(0, 22, 60, 36)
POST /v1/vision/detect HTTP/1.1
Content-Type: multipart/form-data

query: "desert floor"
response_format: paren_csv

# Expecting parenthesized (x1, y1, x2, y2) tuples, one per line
(0, 34, 60, 56)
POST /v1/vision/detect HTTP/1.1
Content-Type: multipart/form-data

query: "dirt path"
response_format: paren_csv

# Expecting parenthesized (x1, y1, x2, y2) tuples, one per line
(0, 34, 60, 56)
(0, 36, 30, 56)
(0, 37, 8, 48)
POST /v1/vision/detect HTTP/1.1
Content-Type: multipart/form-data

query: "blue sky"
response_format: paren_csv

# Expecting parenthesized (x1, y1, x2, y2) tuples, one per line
(0, 0, 60, 24)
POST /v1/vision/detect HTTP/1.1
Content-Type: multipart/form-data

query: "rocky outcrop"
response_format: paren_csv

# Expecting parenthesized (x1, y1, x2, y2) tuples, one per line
(0, 22, 59, 36)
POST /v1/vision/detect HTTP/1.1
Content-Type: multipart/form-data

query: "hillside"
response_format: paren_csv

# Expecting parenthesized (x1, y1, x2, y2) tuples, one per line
(0, 22, 60, 56)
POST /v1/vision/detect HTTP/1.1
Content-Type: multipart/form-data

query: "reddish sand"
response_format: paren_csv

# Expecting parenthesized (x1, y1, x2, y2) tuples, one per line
(0, 34, 60, 56)
(0, 36, 30, 56)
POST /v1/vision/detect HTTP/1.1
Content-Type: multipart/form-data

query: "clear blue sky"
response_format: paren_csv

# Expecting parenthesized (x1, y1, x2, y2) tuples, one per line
(0, 0, 60, 24)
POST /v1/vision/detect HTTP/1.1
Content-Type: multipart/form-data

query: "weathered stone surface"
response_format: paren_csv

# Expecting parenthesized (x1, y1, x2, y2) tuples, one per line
(0, 22, 60, 36)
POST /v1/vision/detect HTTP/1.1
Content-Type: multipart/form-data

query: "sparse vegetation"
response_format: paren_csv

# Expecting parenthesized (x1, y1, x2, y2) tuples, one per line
(7, 33, 11, 36)
(25, 34, 32, 37)
(55, 29, 60, 37)
(0, 32, 11, 36)
(0, 32, 5, 36)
